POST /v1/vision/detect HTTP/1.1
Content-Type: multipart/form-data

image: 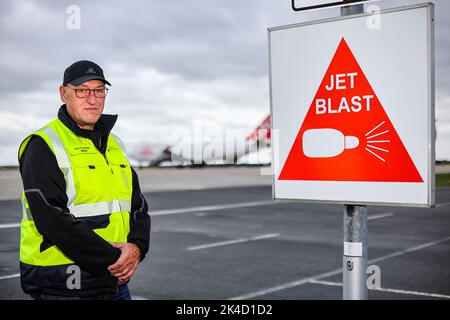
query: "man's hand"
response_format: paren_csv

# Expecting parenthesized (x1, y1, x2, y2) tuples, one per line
(108, 242, 141, 282)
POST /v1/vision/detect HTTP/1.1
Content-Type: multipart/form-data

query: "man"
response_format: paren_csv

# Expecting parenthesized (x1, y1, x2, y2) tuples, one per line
(18, 60, 151, 300)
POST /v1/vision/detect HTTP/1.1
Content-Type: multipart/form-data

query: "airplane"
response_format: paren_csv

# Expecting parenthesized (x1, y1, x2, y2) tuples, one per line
(128, 114, 271, 167)
(128, 143, 173, 167)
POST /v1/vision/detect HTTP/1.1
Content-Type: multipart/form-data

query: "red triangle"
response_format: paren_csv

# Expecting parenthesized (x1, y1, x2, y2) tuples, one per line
(278, 38, 423, 182)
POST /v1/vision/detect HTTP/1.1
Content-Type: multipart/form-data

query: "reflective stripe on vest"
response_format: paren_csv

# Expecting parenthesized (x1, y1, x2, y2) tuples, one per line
(22, 198, 132, 220)
(37, 125, 131, 218)
(69, 200, 131, 217)
(39, 126, 77, 208)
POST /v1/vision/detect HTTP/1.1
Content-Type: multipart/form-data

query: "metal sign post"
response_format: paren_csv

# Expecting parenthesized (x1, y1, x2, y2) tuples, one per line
(343, 204, 367, 299)
(341, 0, 367, 301)
(269, 1, 434, 299)
(340, 0, 365, 15)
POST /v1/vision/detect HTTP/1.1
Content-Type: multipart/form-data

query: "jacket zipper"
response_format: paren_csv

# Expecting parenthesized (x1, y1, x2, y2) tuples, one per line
(88, 139, 122, 212)
(88, 139, 127, 239)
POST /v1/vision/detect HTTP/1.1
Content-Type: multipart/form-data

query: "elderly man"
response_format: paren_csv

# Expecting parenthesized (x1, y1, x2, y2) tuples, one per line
(18, 60, 150, 300)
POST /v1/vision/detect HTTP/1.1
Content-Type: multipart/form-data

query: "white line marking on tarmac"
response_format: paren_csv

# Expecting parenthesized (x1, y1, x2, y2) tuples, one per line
(0, 273, 20, 280)
(368, 236, 450, 265)
(309, 279, 342, 287)
(0, 223, 20, 229)
(132, 295, 149, 300)
(0, 200, 284, 229)
(151, 200, 280, 216)
(368, 212, 394, 220)
(309, 279, 450, 299)
(228, 236, 450, 300)
(187, 233, 280, 251)
(370, 287, 450, 299)
(436, 202, 450, 208)
(229, 269, 345, 300)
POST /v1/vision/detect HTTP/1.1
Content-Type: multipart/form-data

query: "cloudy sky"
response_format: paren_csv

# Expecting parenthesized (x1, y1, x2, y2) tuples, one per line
(0, 0, 449, 165)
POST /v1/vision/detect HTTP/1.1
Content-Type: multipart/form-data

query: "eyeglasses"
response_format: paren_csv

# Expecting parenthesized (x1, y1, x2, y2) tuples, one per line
(65, 85, 109, 98)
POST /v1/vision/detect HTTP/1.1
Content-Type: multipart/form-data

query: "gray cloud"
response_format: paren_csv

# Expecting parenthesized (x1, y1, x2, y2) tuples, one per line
(0, 0, 449, 163)
(0, 0, 273, 93)
(2, 0, 449, 88)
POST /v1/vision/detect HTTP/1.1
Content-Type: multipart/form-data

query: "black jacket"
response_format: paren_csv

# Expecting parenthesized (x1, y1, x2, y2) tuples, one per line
(19, 105, 151, 296)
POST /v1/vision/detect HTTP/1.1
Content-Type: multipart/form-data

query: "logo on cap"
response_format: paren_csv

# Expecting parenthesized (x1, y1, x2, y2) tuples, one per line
(86, 68, 96, 74)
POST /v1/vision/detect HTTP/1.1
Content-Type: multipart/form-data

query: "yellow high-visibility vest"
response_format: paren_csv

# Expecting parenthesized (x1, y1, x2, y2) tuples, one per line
(18, 118, 132, 267)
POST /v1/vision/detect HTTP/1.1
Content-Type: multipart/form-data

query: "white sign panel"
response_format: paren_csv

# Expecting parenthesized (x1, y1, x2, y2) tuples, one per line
(269, 3, 435, 207)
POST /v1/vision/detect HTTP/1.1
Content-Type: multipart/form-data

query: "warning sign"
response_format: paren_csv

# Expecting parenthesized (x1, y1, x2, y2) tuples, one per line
(278, 38, 423, 182)
(269, 3, 434, 207)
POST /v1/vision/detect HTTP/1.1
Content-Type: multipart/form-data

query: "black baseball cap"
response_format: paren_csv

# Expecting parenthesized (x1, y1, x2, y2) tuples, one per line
(63, 60, 111, 86)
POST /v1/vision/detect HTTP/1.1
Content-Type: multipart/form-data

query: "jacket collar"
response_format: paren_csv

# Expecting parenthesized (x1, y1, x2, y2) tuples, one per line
(58, 104, 117, 139)
(57, 105, 118, 153)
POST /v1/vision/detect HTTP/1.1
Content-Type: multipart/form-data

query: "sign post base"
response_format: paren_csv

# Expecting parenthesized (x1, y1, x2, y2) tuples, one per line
(343, 205, 368, 300)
